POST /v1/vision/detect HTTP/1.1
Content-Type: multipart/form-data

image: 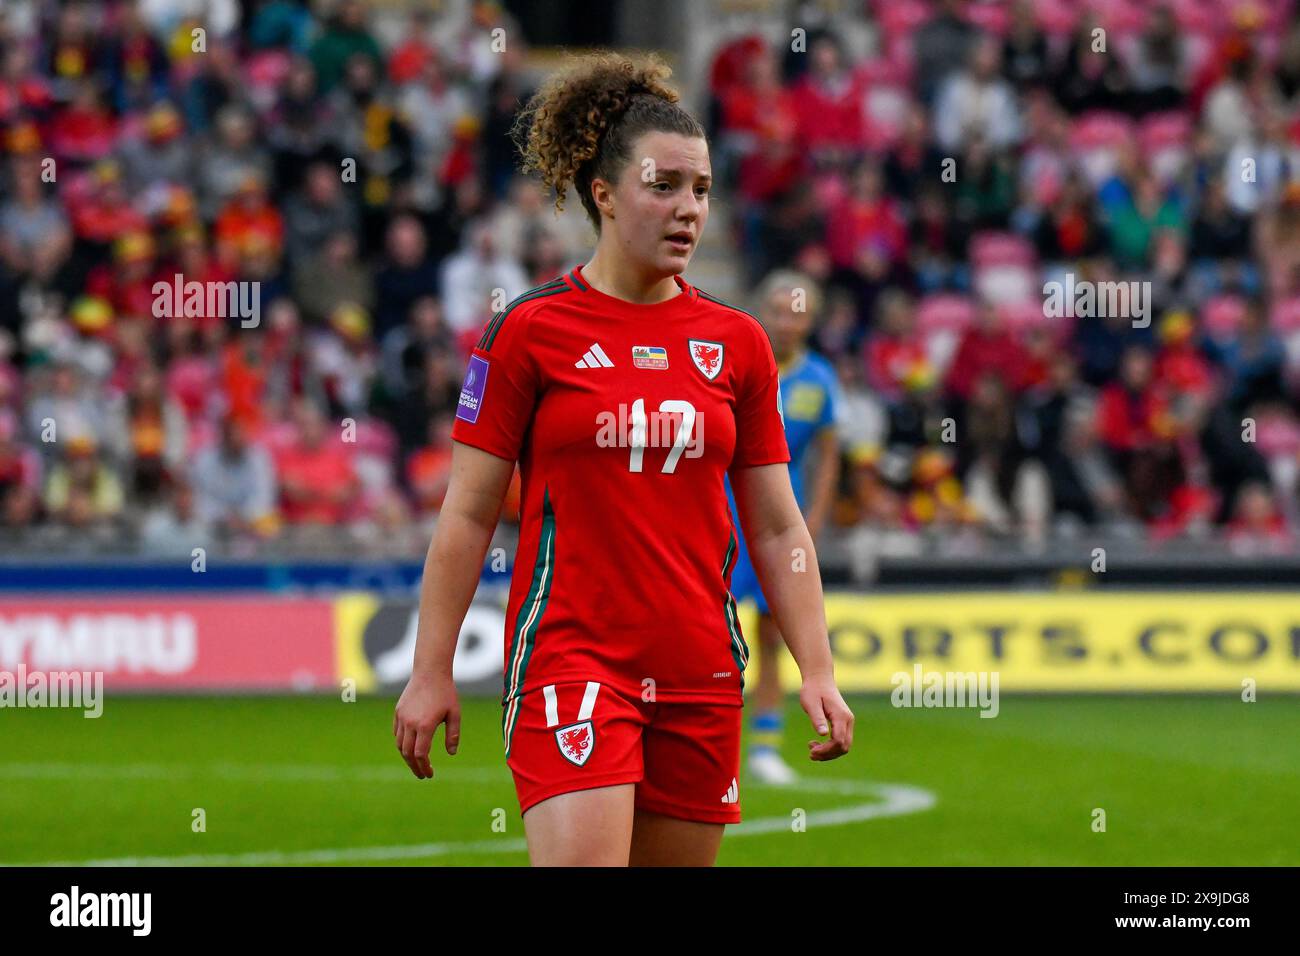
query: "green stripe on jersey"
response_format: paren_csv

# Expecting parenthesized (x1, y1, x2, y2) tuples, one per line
(696, 288, 758, 321)
(722, 528, 749, 692)
(502, 486, 557, 756)
(478, 278, 569, 352)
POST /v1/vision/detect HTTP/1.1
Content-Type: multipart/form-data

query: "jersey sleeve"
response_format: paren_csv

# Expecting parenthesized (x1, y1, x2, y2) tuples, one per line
(450, 307, 539, 462)
(729, 321, 792, 471)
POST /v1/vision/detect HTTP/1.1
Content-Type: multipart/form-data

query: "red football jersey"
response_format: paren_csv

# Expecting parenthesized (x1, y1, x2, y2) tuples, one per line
(451, 264, 790, 713)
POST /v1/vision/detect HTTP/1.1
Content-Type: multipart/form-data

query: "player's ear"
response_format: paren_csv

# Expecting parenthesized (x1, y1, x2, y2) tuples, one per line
(590, 177, 615, 220)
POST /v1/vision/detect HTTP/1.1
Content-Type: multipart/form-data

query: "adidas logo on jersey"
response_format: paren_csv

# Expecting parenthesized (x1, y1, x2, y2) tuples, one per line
(575, 343, 614, 368)
(721, 777, 739, 804)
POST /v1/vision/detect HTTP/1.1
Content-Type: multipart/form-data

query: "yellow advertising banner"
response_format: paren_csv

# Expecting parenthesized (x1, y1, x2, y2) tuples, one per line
(737, 592, 1300, 693)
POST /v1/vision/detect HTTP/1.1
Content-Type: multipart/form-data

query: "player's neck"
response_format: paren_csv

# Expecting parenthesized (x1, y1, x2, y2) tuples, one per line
(581, 250, 681, 305)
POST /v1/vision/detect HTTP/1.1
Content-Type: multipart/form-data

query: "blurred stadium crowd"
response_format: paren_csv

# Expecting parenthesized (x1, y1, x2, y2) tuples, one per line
(2, 0, 1300, 558)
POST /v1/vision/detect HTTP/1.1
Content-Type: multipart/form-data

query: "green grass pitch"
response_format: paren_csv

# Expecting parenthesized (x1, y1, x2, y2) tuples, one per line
(2, 694, 1296, 865)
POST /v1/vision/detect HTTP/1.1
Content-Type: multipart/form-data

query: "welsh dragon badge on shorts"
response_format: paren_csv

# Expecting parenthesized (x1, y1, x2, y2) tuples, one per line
(555, 720, 595, 766)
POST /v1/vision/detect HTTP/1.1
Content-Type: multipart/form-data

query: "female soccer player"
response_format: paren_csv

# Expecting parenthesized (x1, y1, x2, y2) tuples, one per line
(394, 51, 853, 866)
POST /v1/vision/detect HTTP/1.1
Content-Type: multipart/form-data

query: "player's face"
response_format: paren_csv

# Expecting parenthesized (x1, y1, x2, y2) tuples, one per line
(612, 131, 710, 277)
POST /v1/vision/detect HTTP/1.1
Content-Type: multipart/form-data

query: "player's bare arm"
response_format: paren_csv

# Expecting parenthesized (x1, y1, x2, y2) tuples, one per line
(730, 461, 854, 761)
(394, 441, 516, 780)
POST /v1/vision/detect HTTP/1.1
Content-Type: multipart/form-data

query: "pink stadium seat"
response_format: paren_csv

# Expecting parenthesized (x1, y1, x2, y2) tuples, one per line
(856, 58, 909, 87)
(261, 418, 300, 455)
(915, 293, 977, 334)
(1170, 0, 1225, 33)
(964, 2, 1011, 37)
(871, 0, 933, 40)
(863, 82, 913, 150)
(1202, 295, 1247, 340)
(1139, 111, 1193, 182)
(1087, 0, 1147, 36)
(1070, 111, 1136, 149)
(1270, 298, 1300, 373)
(1034, 0, 1081, 37)
(1000, 299, 1055, 334)
(884, 32, 916, 75)
(970, 231, 1037, 269)
(1270, 296, 1300, 333)
(1181, 30, 1217, 78)
(246, 50, 292, 89)
(352, 418, 398, 459)
(1070, 111, 1137, 187)
(970, 233, 1038, 307)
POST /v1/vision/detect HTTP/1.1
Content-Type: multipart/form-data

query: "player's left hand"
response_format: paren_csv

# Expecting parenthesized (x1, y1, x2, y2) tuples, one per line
(799, 672, 853, 761)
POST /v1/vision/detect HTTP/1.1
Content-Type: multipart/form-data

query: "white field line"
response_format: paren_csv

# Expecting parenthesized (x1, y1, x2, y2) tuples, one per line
(2, 763, 936, 866)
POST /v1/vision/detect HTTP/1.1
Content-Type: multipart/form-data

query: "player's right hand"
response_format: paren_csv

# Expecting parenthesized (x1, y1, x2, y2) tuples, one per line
(394, 672, 460, 780)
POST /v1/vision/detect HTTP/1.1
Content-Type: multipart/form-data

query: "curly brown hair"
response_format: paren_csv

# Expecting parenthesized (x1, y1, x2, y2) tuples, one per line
(512, 51, 706, 231)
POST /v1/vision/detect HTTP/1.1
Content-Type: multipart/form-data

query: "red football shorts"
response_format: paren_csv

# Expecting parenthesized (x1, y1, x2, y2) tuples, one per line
(503, 680, 743, 824)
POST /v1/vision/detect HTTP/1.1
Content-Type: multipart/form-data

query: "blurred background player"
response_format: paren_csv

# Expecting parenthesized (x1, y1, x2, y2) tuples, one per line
(726, 269, 841, 784)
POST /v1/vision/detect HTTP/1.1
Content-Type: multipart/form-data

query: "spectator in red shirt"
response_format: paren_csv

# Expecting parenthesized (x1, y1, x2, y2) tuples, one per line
(406, 411, 454, 516)
(0, 44, 55, 125)
(826, 158, 908, 273)
(1226, 480, 1292, 554)
(219, 333, 270, 433)
(47, 77, 117, 163)
(865, 290, 928, 400)
(387, 9, 438, 86)
(1153, 310, 1214, 398)
(944, 303, 1032, 401)
(1097, 345, 1172, 452)
(85, 230, 157, 319)
(215, 171, 285, 262)
(161, 224, 238, 332)
(1097, 344, 1191, 523)
(720, 46, 802, 205)
(789, 34, 865, 164)
(275, 397, 360, 526)
(68, 160, 148, 245)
